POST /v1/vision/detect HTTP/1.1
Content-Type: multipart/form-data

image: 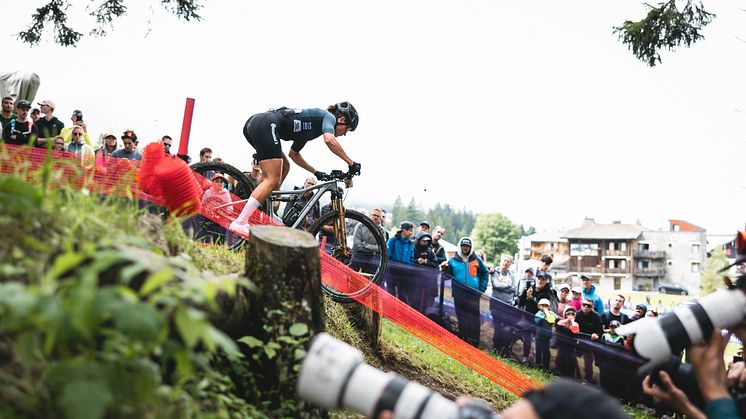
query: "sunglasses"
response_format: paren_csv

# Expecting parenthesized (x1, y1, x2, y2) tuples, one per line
(566, 312, 576, 316)
(73, 132, 83, 136)
(582, 303, 592, 307)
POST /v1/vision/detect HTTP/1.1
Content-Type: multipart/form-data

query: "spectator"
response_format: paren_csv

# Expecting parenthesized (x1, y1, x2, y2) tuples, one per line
(558, 306, 580, 334)
(407, 230, 438, 312)
(581, 274, 605, 314)
(630, 303, 647, 322)
(555, 306, 580, 378)
(162, 135, 173, 155)
(246, 157, 263, 189)
(570, 286, 583, 311)
(517, 267, 535, 299)
(418, 220, 430, 233)
(352, 208, 386, 256)
(52, 135, 65, 151)
(197, 173, 232, 242)
(576, 297, 603, 384)
(200, 147, 212, 163)
(445, 237, 489, 347)
(283, 176, 320, 229)
(61, 109, 91, 146)
(385, 221, 415, 301)
(2, 100, 37, 146)
(491, 254, 518, 356)
(380, 209, 390, 240)
(0, 97, 15, 131)
(95, 132, 118, 158)
(29, 108, 40, 122)
(35, 99, 64, 147)
(601, 294, 631, 331)
(646, 309, 659, 318)
(534, 298, 557, 371)
(412, 231, 437, 268)
(556, 283, 571, 319)
(518, 271, 557, 364)
(537, 255, 553, 287)
(111, 131, 142, 161)
(66, 126, 94, 164)
(431, 225, 447, 266)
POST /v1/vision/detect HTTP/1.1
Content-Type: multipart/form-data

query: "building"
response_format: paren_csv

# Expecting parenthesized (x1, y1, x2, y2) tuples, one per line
(563, 218, 642, 291)
(551, 218, 707, 293)
(517, 232, 570, 279)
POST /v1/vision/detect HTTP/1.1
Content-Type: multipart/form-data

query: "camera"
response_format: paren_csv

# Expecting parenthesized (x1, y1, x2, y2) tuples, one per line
(616, 288, 746, 372)
(297, 333, 498, 419)
(73, 110, 83, 122)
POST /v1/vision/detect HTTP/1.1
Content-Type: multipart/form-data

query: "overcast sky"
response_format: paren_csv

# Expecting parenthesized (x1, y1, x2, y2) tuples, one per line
(5, 0, 746, 235)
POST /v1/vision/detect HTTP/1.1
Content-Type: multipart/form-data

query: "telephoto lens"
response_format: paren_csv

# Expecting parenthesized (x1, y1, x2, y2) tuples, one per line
(616, 288, 746, 372)
(297, 333, 468, 419)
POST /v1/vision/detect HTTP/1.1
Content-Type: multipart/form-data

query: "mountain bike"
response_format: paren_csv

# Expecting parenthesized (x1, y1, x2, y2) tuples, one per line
(191, 162, 388, 303)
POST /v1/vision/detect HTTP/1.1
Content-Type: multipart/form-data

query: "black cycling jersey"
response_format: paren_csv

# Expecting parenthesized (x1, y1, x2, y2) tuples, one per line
(242, 108, 336, 161)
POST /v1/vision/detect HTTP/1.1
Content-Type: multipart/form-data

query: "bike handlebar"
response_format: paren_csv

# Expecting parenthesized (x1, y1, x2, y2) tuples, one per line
(320, 170, 356, 182)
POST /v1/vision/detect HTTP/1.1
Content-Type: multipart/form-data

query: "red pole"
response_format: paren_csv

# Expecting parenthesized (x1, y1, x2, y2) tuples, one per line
(178, 97, 195, 160)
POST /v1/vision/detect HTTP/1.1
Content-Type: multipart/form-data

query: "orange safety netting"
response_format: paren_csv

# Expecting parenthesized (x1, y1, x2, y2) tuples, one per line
(0, 143, 539, 396)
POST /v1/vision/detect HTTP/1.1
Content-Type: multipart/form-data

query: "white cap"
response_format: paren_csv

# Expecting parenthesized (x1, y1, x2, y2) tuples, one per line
(558, 283, 571, 291)
(538, 298, 551, 306)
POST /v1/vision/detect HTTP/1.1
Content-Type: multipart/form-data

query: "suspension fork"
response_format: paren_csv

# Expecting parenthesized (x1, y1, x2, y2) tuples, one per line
(330, 190, 349, 257)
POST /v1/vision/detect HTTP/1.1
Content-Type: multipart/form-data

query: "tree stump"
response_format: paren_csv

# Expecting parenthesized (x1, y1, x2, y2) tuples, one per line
(244, 226, 325, 411)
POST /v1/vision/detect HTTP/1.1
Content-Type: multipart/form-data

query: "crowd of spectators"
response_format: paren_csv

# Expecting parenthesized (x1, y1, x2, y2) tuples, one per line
(0, 96, 187, 167)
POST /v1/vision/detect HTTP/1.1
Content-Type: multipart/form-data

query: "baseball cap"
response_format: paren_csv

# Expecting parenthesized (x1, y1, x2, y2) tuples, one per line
(580, 274, 592, 281)
(563, 306, 576, 316)
(558, 283, 570, 292)
(610, 320, 621, 328)
(524, 267, 534, 274)
(37, 99, 56, 109)
(399, 221, 414, 231)
(419, 220, 430, 228)
(524, 379, 629, 419)
(212, 173, 227, 182)
(121, 130, 138, 141)
(571, 286, 582, 294)
(103, 132, 117, 139)
(16, 100, 31, 109)
(459, 237, 472, 247)
(538, 298, 550, 307)
(536, 271, 547, 279)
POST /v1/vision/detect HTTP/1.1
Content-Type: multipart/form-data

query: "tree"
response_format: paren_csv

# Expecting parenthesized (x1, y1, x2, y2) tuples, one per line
(615, 0, 715, 67)
(700, 245, 728, 296)
(17, 0, 203, 47)
(471, 213, 521, 266)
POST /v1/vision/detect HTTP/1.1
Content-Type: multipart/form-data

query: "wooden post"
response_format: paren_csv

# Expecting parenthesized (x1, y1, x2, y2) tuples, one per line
(245, 226, 325, 411)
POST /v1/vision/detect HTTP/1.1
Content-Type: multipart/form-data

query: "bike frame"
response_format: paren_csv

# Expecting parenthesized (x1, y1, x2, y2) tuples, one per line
(267, 179, 345, 228)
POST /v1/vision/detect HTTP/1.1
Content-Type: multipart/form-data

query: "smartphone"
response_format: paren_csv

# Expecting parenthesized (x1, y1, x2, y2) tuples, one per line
(73, 110, 83, 122)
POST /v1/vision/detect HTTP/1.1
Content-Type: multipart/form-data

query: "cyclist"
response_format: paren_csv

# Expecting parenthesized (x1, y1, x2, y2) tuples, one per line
(229, 102, 361, 235)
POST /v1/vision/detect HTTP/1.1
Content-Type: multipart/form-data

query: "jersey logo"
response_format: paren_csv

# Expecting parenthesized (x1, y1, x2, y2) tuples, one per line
(271, 123, 279, 145)
(303, 121, 312, 130)
(293, 120, 301, 132)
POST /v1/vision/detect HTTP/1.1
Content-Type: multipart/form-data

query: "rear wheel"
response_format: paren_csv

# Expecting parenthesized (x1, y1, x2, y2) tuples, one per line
(307, 209, 388, 303)
(189, 161, 255, 250)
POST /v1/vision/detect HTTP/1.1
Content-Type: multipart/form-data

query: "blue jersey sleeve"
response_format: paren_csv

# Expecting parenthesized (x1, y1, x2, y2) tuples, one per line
(321, 111, 336, 134)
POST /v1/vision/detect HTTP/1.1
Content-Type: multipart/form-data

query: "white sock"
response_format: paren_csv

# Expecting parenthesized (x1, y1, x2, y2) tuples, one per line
(236, 197, 260, 224)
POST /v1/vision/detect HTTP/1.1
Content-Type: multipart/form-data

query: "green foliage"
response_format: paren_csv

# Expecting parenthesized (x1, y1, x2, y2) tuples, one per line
(18, 0, 203, 47)
(471, 213, 521, 265)
(391, 197, 476, 244)
(614, 0, 715, 67)
(701, 245, 728, 296)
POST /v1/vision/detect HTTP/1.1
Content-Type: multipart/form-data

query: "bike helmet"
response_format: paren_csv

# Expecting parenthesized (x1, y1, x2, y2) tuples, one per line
(333, 102, 359, 131)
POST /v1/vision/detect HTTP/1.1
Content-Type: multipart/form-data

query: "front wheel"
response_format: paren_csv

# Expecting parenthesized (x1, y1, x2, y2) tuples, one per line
(307, 209, 388, 303)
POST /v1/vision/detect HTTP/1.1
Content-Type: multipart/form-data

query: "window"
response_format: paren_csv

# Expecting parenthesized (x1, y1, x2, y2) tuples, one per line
(668, 243, 673, 248)
(667, 260, 673, 266)
(638, 260, 649, 269)
(691, 262, 700, 273)
(638, 243, 650, 252)
(614, 277, 622, 290)
(673, 224, 680, 231)
(609, 242, 615, 251)
(621, 242, 627, 252)
(691, 243, 700, 255)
